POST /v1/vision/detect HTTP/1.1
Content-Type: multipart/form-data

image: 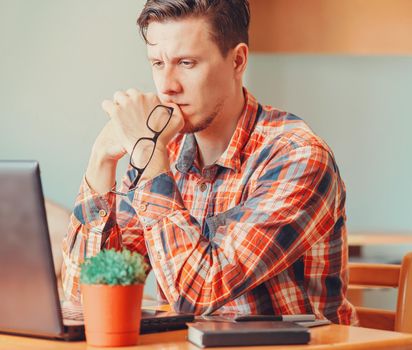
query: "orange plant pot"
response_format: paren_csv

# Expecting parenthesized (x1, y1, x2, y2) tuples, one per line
(81, 283, 144, 347)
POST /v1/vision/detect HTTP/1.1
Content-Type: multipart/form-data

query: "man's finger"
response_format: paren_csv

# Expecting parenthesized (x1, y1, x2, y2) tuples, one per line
(101, 99, 119, 117)
(125, 88, 141, 100)
(163, 102, 185, 132)
(113, 91, 130, 106)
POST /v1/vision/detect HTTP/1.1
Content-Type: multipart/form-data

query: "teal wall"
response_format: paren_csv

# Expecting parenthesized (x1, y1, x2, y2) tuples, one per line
(0, 0, 151, 209)
(1, 1, 411, 295)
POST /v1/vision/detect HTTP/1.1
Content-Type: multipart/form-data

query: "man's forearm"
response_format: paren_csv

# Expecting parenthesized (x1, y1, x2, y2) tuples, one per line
(85, 150, 118, 194)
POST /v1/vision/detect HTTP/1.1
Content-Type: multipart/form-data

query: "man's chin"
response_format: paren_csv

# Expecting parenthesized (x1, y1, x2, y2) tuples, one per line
(179, 123, 205, 134)
(178, 111, 217, 134)
(179, 120, 210, 134)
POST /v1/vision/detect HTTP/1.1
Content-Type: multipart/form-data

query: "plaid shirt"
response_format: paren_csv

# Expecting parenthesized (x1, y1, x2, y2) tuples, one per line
(62, 89, 357, 324)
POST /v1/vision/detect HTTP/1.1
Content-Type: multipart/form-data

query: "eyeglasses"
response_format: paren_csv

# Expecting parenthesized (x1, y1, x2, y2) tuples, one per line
(111, 104, 174, 196)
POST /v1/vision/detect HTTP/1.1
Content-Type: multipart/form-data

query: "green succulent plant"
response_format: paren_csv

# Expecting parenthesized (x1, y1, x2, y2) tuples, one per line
(80, 249, 148, 285)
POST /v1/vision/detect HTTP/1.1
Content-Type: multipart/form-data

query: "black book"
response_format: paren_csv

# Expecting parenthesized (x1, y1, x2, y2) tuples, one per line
(187, 321, 310, 348)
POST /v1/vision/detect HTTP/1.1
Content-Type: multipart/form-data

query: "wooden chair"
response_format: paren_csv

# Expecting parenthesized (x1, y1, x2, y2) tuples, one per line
(348, 252, 412, 333)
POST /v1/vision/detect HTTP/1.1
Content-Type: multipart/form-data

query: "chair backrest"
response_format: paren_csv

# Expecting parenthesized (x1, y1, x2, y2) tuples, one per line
(44, 199, 71, 278)
(348, 252, 412, 333)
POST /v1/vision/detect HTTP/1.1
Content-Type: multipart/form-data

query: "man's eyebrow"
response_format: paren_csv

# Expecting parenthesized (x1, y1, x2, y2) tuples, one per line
(147, 55, 200, 62)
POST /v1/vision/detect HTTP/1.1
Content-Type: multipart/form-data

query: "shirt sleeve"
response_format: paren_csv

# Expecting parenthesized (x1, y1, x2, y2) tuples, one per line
(61, 173, 148, 303)
(133, 143, 342, 315)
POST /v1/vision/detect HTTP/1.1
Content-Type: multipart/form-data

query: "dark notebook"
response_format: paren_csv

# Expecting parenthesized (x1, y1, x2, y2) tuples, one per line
(187, 321, 310, 348)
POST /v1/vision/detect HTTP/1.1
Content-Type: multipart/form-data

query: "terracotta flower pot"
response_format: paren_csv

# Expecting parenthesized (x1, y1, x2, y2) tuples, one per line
(81, 283, 144, 347)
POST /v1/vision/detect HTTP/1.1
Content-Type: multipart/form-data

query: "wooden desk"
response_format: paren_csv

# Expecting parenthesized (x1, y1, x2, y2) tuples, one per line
(349, 233, 412, 247)
(348, 232, 412, 259)
(1, 325, 412, 350)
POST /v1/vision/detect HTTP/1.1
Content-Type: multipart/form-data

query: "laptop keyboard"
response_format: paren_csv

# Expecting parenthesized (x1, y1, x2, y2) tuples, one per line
(61, 300, 83, 322)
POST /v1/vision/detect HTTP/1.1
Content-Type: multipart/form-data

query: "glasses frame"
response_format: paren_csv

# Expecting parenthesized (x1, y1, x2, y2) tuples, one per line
(111, 104, 174, 196)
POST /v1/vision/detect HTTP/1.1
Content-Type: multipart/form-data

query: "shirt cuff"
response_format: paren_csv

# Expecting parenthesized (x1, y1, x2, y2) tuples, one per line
(72, 176, 116, 229)
(132, 172, 184, 228)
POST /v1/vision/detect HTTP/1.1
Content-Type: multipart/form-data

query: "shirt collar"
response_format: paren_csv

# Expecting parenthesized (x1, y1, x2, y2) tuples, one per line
(175, 88, 260, 174)
(175, 133, 198, 173)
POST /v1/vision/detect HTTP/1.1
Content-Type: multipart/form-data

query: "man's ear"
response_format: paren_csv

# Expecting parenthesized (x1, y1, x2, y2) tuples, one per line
(232, 43, 248, 78)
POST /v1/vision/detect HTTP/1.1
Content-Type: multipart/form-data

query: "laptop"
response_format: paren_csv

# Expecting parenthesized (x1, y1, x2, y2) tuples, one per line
(0, 160, 194, 341)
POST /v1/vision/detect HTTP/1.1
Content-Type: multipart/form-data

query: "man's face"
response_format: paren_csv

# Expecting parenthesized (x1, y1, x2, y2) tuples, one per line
(146, 17, 237, 134)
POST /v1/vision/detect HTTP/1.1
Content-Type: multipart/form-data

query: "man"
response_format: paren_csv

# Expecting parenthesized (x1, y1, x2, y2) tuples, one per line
(62, 0, 357, 324)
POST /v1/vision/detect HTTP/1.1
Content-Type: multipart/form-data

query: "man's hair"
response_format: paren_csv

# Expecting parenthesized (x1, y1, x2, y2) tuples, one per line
(137, 0, 250, 57)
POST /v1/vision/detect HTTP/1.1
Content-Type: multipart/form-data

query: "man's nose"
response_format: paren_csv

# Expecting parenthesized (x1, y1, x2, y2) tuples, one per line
(158, 67, 183, 97)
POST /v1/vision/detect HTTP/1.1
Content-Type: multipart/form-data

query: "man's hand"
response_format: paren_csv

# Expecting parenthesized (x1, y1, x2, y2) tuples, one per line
(102, 89, 184, 155)
(85, 89, 184, 194)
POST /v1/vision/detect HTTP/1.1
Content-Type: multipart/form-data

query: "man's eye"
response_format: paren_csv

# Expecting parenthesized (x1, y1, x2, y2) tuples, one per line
(152, 61, 164, 68)
(180, 60, 195, 68)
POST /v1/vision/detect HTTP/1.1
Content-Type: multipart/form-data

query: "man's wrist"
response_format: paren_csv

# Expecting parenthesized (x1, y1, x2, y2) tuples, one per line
(139, 146, 170, 182)
(86, 150, 118, 194)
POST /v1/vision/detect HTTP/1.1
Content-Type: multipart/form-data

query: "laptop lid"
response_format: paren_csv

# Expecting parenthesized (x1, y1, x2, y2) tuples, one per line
(0, 160, 66, 339)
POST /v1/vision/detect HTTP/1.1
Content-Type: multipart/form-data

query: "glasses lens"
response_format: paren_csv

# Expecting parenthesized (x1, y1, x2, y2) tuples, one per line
(130, 138, 155, 169)
(147, 106, 172, 133)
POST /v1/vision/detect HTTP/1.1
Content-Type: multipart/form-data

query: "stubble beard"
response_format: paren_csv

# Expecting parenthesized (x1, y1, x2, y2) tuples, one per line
(180, 101, 224, 134)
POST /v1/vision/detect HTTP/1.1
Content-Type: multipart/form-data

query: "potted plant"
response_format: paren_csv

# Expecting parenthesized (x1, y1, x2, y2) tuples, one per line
(80, 248, 148, 347)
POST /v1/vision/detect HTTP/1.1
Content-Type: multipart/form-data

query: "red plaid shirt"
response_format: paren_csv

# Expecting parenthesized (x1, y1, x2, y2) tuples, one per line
(62, 89, 357, 324)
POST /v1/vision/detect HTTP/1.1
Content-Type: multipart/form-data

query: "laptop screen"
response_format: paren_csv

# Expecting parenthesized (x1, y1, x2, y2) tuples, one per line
(0, 161, 65, 338)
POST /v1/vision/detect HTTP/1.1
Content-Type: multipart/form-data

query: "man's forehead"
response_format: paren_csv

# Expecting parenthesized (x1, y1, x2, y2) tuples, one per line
(146, 17, 215, 56)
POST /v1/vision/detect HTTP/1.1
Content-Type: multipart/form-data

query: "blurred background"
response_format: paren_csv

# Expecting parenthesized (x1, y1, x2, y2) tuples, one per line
(1, 0, 411, 298)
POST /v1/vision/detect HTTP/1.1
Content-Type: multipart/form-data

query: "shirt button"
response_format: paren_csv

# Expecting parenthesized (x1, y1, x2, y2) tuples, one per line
(199, 183, 207, 192)
(138, 203, 147, 212)
(98, 209, 107, 217)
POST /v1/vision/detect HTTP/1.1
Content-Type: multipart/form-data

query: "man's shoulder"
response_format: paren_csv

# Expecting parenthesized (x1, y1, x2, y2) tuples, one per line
(251, 104, 333, 156)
